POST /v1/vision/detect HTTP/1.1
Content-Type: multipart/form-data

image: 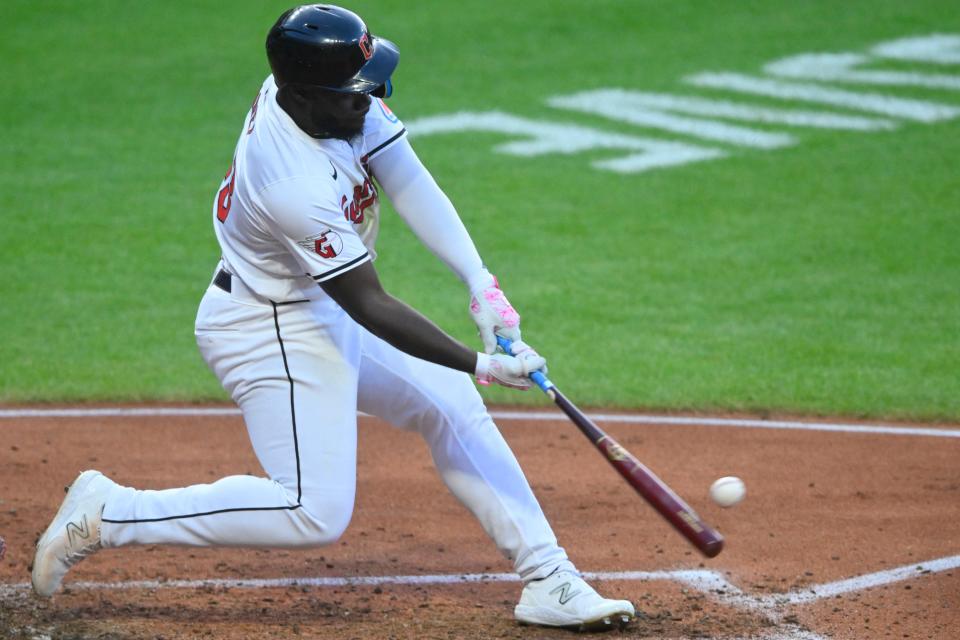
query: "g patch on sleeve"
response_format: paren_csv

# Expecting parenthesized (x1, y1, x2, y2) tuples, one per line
(297, 229, 344, 259)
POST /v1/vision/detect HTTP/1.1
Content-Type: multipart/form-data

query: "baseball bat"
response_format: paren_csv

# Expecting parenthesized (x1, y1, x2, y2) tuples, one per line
(497, 337, 724, 558)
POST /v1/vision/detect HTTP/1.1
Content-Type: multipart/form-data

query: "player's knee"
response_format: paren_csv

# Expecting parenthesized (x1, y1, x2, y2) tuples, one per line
(295, 493, 354, 546)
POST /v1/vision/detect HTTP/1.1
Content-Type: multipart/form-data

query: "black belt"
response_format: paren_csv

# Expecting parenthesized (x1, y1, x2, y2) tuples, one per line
(214, 269, 309, 306)
(213, 269, 232, 293)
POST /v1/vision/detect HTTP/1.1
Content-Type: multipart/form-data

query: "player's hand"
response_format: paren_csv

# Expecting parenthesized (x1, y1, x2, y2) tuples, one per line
(469, 273, 521, 354)
(475, 341, 546, 390)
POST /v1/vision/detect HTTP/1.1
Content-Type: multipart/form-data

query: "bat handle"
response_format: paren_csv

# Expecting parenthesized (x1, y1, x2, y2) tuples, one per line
(496, 336, 555, 393)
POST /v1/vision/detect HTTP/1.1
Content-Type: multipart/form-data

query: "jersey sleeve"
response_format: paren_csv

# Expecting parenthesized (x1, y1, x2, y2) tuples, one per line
(258, 178, 371, 283)
(361, 98, 407, 163)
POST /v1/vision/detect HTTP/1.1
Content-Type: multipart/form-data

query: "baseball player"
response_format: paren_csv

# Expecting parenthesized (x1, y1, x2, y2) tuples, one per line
(32, 4, 635, 630)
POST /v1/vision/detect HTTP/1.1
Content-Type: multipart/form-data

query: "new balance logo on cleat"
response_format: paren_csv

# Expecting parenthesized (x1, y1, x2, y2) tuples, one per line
(549, 581, 582, 605)
(66, 515, 90, 546)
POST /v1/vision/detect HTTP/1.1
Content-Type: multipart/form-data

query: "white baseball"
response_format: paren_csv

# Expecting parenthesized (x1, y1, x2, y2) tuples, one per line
(710, 476, 746, 508)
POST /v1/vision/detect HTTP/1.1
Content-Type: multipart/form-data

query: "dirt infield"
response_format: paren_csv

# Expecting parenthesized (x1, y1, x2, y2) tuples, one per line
(1, 408, 958, 639)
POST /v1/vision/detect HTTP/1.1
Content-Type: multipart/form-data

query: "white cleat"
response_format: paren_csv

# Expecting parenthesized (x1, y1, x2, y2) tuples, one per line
(515, 569, 636, 631)
(32, 470, 115, 597)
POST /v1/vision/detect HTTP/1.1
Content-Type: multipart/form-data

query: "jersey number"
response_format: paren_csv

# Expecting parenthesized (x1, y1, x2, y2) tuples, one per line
(216, 158, 237, 223)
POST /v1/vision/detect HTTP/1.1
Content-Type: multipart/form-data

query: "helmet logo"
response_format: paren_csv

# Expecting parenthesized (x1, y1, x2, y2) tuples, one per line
(358, 33, 373, 61)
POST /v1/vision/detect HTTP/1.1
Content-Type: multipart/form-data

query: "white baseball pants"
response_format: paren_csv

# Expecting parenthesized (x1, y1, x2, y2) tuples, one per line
(101, 280, 570, 581)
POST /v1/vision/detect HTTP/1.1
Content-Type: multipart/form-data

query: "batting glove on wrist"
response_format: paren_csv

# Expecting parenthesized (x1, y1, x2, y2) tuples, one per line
(469, 272, 521, 354)
(475, 342, 547, 390)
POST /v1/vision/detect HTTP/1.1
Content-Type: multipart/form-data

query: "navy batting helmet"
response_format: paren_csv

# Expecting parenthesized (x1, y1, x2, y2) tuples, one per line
(266, 5, 399, 97)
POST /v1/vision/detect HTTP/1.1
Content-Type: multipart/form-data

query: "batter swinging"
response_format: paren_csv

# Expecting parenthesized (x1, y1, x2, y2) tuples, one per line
(32, 5, 635, 630)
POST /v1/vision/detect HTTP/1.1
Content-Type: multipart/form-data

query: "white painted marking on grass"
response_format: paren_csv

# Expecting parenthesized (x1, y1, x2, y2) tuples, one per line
(2, 407, 959, 438)
(547, 91, 796, 148)
(402, 33, 959, 177)
(685, 72, 960, 122)
(550, 89, 895, 131)
(872, 34, 960, 65)
(765, 53, 960, 90)
(407, 111, 725, 173)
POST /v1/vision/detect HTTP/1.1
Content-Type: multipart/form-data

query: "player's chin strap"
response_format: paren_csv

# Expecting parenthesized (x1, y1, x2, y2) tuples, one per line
(497, 336, 555, 394)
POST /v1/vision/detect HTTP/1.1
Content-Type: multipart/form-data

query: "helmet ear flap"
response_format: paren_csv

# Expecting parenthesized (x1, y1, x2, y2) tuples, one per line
(371, 79, 392, 99)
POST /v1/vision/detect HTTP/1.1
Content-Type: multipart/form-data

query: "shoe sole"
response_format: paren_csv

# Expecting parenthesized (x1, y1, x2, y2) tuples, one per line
(31, 470, 103, 596)
(515, 606, 634, 632)
(578, 613, 633, 632)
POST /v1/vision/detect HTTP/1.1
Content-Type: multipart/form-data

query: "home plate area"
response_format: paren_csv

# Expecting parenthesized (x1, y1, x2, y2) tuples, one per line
(0, 408, 958, 638)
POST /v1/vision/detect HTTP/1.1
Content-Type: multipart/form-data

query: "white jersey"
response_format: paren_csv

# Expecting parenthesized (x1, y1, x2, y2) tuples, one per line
(212, 75, 407, 302)
(93, 79, 572, 601)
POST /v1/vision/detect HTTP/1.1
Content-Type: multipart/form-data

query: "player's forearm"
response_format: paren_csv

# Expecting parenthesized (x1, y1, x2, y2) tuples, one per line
(318, 246, 478, 374)
(348, 292, 478, 374)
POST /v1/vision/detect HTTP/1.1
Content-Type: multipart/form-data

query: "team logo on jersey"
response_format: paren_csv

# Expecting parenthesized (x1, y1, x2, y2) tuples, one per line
(298, 229, 343, 260)
(341, 178, 378, 225)
(359, 33, 373, 61)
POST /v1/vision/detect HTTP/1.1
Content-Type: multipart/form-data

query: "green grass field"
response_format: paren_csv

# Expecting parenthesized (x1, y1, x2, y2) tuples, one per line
(2, 1, 958, 419)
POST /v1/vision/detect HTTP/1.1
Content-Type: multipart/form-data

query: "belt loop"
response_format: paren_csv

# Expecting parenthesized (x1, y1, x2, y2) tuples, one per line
(213, 269, 232, 293)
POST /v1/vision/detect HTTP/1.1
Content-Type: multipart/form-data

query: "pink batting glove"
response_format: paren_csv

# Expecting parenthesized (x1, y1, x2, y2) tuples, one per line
(469, 272, 521, 354)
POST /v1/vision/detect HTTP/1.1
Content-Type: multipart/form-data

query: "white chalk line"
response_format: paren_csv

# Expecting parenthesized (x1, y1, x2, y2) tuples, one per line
(494, 411, 960, 438)
(755, 553, 960, 607)
(4, 556, 954, 640)
(2, 406, 958, 438)
(1, 553, 954, 602)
